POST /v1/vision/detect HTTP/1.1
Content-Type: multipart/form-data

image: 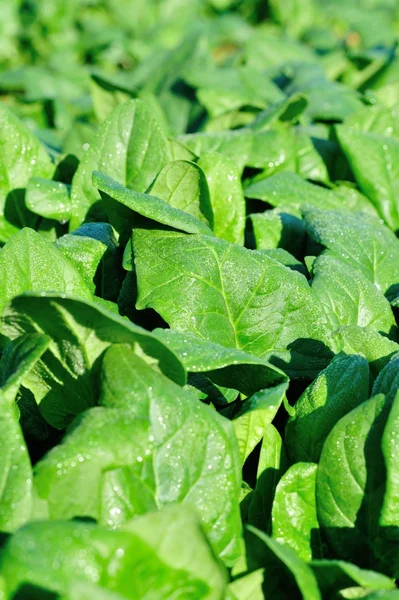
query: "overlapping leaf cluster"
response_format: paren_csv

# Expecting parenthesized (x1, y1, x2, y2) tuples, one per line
(2, 0, 399, 598)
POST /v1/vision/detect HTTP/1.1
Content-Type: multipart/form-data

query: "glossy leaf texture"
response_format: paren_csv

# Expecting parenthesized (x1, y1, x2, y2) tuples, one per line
(134, 228, 333, 378)
(33, 345, 242, 564)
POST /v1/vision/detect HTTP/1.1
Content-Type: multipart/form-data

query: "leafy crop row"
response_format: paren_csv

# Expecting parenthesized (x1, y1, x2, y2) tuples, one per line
(1, 0, 399, 598)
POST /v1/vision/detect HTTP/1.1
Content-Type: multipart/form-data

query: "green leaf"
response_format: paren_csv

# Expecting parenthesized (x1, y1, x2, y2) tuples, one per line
(0, 332, 51, 402)
(0, 228, 93, 315)
(70, 99, 172, 229)
(304, 207, 399, 299)
(337, 126, 399, 230)
(311, 254, 395, 332)
(245, 171, 377, 215)
(34, 345, 242, 564)
(381, 392, 399, 530)
(0, 333, 49, 533)
(0, 392, 32, 533)
(310, 560, 395, 597)
(64, 222, 121, 301)
(245, 172, 342, 211)
(198, 152, 245, 245)
(246, 127, 329, 183)
(333, 326, 399, 380)
(260, 248, 307, 275)
(154, 329, 287, 397)
(0, 104, 53, 243)
(55, 232, 108, 293)
(147, 160, 213, 227)
(93, 171, 213, 241)
(234, 382, 289, 463)
(248, 424, 287, 534)
(247, 94, 308, 131)
(26, 177, 71, 222)
(228, 569, 264, 600)
(178, 130, 253, 174)
(250, 208, 306, 256)
(133, 228, 333, 378)
(245, 526, 322, 599)
(286, 353, 370, 463)
(373, 354, 399, 402)
(2, 294, 185, 428)
(344, 104, 399, 138)
(316, 393, 395, 574)
(272, 462, 320, 562)
(1, 507, 227, 599)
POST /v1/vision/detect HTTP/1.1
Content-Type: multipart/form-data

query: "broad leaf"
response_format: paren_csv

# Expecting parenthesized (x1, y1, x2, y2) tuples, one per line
(154, 329, 287, 397)
(0, 228, 93, 315)
(198, 152, 246, 244)
(272, 462, 320, 562)
(286, 354, 370, 463)
(1, 507, 227, 599)
(2, 294, 185, 428)
(316, 392, 399, 576)
(246, 526, 321, 599)
(0, 104, 53, 243)
(311, 254, 395, 332)
(148, 160, 213, 227)
(333, 326, 399, 379)
(304, 207, 399, 300)
(134, 229, 333, 377)
(248, 424, 287, 534)
(94, 171, 213, 241)
(70, 99, 171, 229)
(34, 345, 242, 564)
(337, 126, 399, 230)
(26, 177, 71, 222)
(234, 383, 289, 463)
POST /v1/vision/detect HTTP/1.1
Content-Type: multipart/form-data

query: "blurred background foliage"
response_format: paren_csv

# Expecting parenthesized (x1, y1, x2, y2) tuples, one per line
(1, 0, 399, 152)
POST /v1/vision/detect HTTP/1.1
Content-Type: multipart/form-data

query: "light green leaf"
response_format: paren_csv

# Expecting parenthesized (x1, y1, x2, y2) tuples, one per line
(246, 526, 321, 600)
(134, 229, 333, 378)
(344, 104, 399, 138)
(228, 569, 264, 600)
(2, 294, 185, 428)
(55, 232, 108, 293)
(248, 425, 286, 534)
(304, 207, 399, 299)
(0, 227, 93, 316)
(337, 126, 399, 230)
(234, 383, 289, 463)
(70, 99, 172, 229)
(154, 329, 287, 397)
(245, 172, 343, 211)
(333, 326, 399, 379)
(0, 393, 32, 533)
(0, 334, 49, 532)
(178, 130, 253, 174)
(245, 171, 377, 215)
(272, 462, 320, 562)
(286, 353, 370, 463)
(311, 254, 395, 332)
(1, 507, 227, 599)
(148, 160, 213, 227)
(0, 103, 53, 243)
(198, 152, 245, 245)
(34, 345, 242, 564)
(26, 177, 71, 222)
(93, 171, 213, 241)
(316, 393, 394, 574)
